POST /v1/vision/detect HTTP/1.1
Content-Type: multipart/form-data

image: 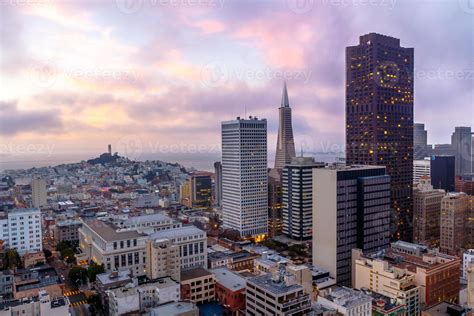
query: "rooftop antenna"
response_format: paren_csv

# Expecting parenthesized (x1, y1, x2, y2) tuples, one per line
(300, 147, 304, 157)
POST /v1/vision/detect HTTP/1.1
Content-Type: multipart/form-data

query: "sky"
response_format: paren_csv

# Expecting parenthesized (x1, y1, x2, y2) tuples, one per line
(0, 0, 473, 168)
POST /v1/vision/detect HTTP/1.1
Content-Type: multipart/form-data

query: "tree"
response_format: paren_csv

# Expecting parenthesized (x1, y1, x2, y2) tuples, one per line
(68, 266, 88, 287)
(87, 262, 105, 282)
(3, 248, 22, 269)
(87, 294, 104, 315)
(56, 241, 72, 252)
(43, 249, 52, 260)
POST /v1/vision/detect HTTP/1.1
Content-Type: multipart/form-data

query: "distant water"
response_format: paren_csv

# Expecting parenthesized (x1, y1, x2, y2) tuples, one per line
(0, 152, 343, 172)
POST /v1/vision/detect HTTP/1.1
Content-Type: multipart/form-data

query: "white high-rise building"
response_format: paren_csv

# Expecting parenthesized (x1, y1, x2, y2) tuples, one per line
(221, 117, 268, 239)
(0, 208, 43, 254)
(413, 158, 431, 184)
(31, 177, 47, 208)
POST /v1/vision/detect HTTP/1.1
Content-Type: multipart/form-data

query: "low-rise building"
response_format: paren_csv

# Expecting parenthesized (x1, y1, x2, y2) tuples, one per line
(149, 301, 199, 316)
(0, 289, 69, 316)
(421, 302, 471, 316)
(107, 277, 180, 316)
(13, 265, 64, 300)
(0, 270, 13, 300)
(180, 267, 215, 305)
(54, 219, 82, 244)
(352, 248, 420, 315)
(317, 286, 372, 316)
(246, 265, 311, 316)
(22, 251, 46, 268)
(212, 267, 246, 314)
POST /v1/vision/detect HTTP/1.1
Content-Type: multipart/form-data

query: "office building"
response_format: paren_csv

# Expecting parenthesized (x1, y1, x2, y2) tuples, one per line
(414, 158, 431, 184)
(346, 33, 414, 242)
(145, 238, 180, 281)
(274, 82, 296, 170)
(352, 248, 420, 315)
(430, 155, 455, 191)
(463, 249, 474, 280)
(414, 123, 429, 160)
(413, 176, 445, 247)
(282, 157, 324, 240)
(107, 278, 180, 316)
(317, 286, 372, 316)
(268, 174, 283, 237)
(451, 126, 472, 176)
(440, 192, 469, 255)
(387, 241, 460, 308)
(149, 225, 207, 270)
(180, 267, 215, 305)
(313, 165, 391, 286)
(31, 177, 47, 208)
(221, 116, 268, 238)
(214, 161, 223, 208)
(0, 208, 42, 254)
(79, 219, 148, 276)
(189, 173, 212, 209)
(246, 265, 311, 316)
(456, 174, 474, 195)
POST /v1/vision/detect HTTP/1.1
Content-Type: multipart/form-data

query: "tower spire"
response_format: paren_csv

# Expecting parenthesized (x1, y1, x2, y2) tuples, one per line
(281, 81, 290, 107)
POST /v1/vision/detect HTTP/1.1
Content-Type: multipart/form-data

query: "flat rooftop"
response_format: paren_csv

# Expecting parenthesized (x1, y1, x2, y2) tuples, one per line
(149, 301, 197, 315)
(211, 267, 246, 291)
(96, 270, 131, 286)
(320, 286, 371, 309)
(150, 225, 205, 240)
(83, 219, 145, 242)
(248, 273, 303, 296)
(181, 267, 213, 282)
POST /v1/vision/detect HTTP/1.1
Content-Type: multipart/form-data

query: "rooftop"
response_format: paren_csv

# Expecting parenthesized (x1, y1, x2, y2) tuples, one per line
(149, 301, 197, 315)
(211, 267, 246, 291)
(56, 219, 82, 227)
(319, 286, 372, 309)
(96, 269, 131, 286)
(149, 225, 205, 240)
(121, 213, 173, 226)
(181, 267, 213, 282)
(83, 219, 145, 242)
(248, 273, 303, 296)
(422, 302, 466, 315)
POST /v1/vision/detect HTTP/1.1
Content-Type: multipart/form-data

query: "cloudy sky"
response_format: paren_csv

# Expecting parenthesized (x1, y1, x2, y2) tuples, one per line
(0, 0, 472, 168)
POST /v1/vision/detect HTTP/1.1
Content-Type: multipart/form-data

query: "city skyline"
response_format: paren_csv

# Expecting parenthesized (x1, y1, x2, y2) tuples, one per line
(0, 1, 473, 169)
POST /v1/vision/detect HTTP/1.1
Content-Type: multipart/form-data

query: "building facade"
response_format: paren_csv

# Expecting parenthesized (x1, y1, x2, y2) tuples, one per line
(214, 161, 223, 208)
(0, 208, 42, 254)
(414, 123, 429, 160)
(346, 33, 414, 242)
(414, 158, 431, 184)
(282, 157, 324, 240)
(317, 286, 372, 316)
(145, 238, 180, 281)
(54, 219, 82, 244)
(180, 267, 215, 305)
(274, 82, 296, 170)
(451, 126, 472, 176)
(313, 165, 391, 286)
(190, 173, 212, 209)
(31, 177, 47, 208)
(430, 155, 455, 192)
(221, 117, 268, 238)
(440, 192, 469, 255)
(413, 177, 445, 247)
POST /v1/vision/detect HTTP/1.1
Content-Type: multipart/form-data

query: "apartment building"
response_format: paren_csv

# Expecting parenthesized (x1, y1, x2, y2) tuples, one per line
(0, 208, 42, 254)
(180, 267, 215, 305)
(145, 238, 180, 281)
(440, 192, 469, 255)
(352, 248, 420, 315)
(317, 286, 372, 316)
(54, 219, 82, 244)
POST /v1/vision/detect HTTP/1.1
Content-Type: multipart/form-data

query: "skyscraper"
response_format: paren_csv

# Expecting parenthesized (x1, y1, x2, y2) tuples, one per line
(346, 33, 414, 241)
(451, 126, 472, 176)
(274, 82, 296, 170)
(414, 123, 428, 160)
(313, 165, 391, 286)
(31, 177, 47, 208)
(282, 157, 324, 240)
(213, 161, 222, 208)
(190, 173, 212, 209)
(431, 155, 455, 192)
(221, 116, 268, 239)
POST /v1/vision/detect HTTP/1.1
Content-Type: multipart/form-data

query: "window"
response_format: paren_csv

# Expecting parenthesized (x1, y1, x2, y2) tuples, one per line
(113, 242, 117, 250)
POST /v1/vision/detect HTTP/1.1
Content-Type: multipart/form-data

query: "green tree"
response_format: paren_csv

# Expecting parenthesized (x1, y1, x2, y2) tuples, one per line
(56, 241, 72, 252)
(43, 249, 52, 260)
(68, 266, 88, 287)
(87, 294, 104, 315)
(87, 262, 105, 282)
(3, 248, 22, 269)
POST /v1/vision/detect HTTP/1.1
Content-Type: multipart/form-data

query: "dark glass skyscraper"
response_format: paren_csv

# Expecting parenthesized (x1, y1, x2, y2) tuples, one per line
(274, 82, 296, 170)
(431, 155, 455, 192)
(346, 33, 414, 242)
(414, 123, 428, 160)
